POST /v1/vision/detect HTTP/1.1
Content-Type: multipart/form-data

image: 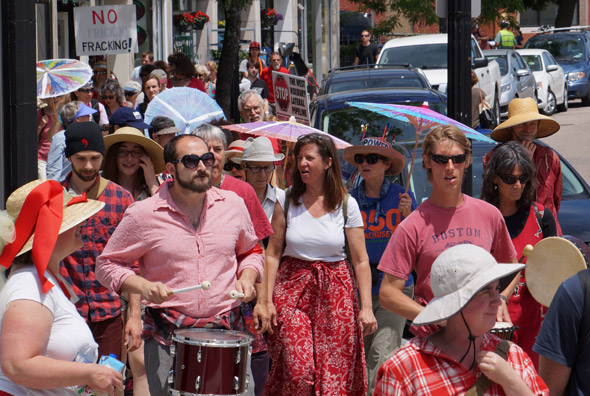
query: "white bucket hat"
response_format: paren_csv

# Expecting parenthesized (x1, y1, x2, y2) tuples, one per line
(232, 137, 285, 163)
(413, 244, 524, 326)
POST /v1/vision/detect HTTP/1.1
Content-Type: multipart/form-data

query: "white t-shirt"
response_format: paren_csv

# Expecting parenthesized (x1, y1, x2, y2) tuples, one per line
(283, 196, 363, 262)
(0, 266, 98, 395)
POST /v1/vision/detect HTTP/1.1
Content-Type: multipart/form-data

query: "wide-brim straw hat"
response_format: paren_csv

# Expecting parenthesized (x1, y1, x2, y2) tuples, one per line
(225, 139, 246, 161)
(232, 137, 285, 163)
(413, 244, 524, 326)
(104, 126, 165, 173)
(5, 180, 105, 257)
(491, 97, 560, 142)
(343, 137, 405, 176)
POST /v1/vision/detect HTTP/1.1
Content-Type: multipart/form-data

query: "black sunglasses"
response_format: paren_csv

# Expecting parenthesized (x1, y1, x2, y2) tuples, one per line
(429, 153, 467, 165)
(499, 174, 529, 185)
(78, 88, 93, 93)
(171, 153, 215, 169)
(223, 162, 242, 171)
(354, 153, 386, 165)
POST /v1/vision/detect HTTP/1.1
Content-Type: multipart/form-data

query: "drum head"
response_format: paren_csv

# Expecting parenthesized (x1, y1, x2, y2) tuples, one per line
(172, 328, 252, 347)
(526, 236, 588, 307)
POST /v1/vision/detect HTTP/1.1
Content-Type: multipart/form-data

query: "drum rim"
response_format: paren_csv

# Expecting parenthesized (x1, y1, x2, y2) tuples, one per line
(172, 328, 252, 347)
(169, 390, 248, 396)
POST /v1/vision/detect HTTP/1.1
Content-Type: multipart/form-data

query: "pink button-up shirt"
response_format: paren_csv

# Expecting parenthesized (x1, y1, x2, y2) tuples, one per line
(96, 181, 264, 318)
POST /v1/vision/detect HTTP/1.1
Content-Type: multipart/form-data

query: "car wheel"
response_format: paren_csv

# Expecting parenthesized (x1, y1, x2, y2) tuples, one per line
(493, 96, 501, 127)
(543, 91, 556, 115)
(582, 83, 590, 106)
(557, 85, 569, 112)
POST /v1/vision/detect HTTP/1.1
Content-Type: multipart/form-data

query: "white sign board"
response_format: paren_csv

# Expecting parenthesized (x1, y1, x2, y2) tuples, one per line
(272, 71, 310, 125)
(74, 5, 138, 56)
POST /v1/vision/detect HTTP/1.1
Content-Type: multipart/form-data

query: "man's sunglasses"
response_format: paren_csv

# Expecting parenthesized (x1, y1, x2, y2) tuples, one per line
(354, 153, 386, 165)
(499, 174, 529, 185)
(223, 163, 242, 171)
(429, 153, 467, 165)
(171, 153, 215, 168)
(78, 88, 93, 93)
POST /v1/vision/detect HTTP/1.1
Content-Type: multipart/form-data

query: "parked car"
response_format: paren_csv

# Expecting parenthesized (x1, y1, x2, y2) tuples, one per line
(318, 65, 431, 95)
(524, 29, 590, 105)
(517, 48, 568, 115)
(482, 49, 537, 118)
(376, 34, 502, 123)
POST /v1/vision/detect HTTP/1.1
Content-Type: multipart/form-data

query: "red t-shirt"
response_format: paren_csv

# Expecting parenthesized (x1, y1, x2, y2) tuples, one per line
(260, 66, 290, 103)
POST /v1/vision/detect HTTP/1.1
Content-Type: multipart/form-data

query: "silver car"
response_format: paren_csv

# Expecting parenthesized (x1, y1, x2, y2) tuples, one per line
(483, 49, 537, 118)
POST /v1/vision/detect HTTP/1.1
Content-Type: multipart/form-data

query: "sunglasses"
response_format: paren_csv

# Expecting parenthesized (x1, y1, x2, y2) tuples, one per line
(124, 92, 137, 97)
(499, 174, 529, 185)
(246, 164, 275, 174)
(361, 34, 370, 37)
(117, 148, 144, 158)
(223, 163, 243, 171)
(103, 95, 116, 100)
(171, 153, 215, 169)
(78, 88, 93, 93)
(429, 153, 467, 165)
(354, 153, 386, 165)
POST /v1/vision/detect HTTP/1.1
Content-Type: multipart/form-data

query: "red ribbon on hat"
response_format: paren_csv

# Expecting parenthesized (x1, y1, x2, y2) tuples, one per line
(0, 181, 87, 294)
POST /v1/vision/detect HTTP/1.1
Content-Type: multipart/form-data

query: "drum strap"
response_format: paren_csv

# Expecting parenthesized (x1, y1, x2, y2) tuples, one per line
(576, 269, 590, 360)
(465, 340, 511, 396)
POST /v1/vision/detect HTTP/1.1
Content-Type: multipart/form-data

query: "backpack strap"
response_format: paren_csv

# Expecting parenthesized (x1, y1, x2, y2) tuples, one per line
(465, 340, 511, 396)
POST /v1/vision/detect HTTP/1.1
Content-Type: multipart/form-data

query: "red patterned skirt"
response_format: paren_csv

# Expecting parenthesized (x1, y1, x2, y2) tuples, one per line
(264, 256, 367, 396)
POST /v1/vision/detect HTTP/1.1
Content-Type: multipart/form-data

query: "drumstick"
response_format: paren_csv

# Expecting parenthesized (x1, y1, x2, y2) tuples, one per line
(519, 244, 534, 263)
(229, 290, 245, 299)
(168, 281, 211, 295)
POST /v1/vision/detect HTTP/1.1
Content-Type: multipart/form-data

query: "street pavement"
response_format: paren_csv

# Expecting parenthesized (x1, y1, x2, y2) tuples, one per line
(543, 100, 590, 184)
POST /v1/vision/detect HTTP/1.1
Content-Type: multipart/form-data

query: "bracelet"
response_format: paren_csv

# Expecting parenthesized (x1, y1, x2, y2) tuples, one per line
(499, 295, 509, 305)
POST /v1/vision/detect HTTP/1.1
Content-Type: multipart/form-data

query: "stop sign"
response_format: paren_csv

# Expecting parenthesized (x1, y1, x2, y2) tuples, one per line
(274, 75, 290, 112)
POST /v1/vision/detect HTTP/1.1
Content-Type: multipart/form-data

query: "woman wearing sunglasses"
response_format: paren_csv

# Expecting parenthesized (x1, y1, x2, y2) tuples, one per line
(481, 141, 557, 367)
(255, 133, 377, 395)
(377, 125, 516, 340)
(99, 79, 128, 119)
(224, 140, 247, 180)
(342, 137, 417, 394)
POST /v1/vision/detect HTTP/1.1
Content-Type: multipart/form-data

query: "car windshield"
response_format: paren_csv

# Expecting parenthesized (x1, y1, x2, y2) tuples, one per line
(379, 44, 448, 69)
(321, 102, 448, 145)
(486, 55, 508, 75)
(521, 55, 543, 71)
(525, 37, 586, 61)
(327, 76, 425, 94)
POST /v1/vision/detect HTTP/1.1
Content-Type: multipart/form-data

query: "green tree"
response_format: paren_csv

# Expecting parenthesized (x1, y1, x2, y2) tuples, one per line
(216, 0, 253, 121)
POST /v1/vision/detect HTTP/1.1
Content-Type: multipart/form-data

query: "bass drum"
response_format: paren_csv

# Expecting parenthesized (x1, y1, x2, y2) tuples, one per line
(525, 235, 590, 307)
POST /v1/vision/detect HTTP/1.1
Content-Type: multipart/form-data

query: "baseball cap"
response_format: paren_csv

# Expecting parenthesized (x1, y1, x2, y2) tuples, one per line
(123, 80, 142, 94)
(109, 107, 152, 130)
(249, 41, 261, 49)
(73, 103, 98, 121)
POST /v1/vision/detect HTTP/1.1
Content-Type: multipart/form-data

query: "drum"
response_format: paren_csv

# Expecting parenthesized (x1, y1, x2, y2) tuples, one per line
(526, 235, 590, 307)
(489, 322, 517, 340)
(168, 328, 252, 396)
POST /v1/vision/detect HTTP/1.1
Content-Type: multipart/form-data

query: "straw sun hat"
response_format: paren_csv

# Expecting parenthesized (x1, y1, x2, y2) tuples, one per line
(491, 97, 560, 143)
(1, 179, 104, 258)
(343, 137, 405, 176)
(412, 244, 524, 326)
(104, 126, 165, 173)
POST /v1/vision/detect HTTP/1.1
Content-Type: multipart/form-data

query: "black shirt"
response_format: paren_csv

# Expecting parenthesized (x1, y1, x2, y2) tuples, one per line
(250, 78, 269, 99)
(355, 43, 379, 65)
(504, 204, 557, 239)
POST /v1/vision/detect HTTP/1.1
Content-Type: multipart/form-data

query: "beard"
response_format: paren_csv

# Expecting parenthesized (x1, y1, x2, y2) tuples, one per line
(72, 166, 98, 182)
(176, 168, 212, 193)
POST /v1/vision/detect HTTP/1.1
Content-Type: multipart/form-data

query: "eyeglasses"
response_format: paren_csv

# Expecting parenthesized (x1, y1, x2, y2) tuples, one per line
(361, 34, 370, 37)
(243, 105, 261, 113)
(124, 92, 137, 97)
(95, 71, 107, 76)
(246, 164, 275, 174)
(197, 74, 204, 77)
(78, 88, 93, 93)
(499, 173, 529, 185)
(117, 148, 144, 158)
(223, 163, 243, 171)
(429, 153, 467, 165)
(354, 153, 386, 165)
(171, 152, 215, 168)
(102, 95, 116, 100)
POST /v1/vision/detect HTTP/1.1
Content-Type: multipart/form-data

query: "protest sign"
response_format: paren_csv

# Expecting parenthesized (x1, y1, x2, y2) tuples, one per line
(272, 71, 310, 125)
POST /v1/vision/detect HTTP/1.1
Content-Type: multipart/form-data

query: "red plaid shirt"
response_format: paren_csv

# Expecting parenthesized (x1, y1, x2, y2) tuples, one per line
(374, 333, 548, 396)
(60, 175, 134, 321)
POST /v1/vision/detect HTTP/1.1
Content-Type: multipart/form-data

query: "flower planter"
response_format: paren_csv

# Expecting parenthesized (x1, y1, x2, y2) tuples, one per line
(262, 17, 275, 28)
(194, 20, 206, 30)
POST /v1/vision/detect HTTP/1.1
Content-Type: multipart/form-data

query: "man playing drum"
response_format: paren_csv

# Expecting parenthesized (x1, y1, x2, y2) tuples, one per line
(96, 134, 263, 396)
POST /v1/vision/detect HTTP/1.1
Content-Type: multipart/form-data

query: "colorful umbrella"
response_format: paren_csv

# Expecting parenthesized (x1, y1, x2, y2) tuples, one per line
(144, 87, 226, 134)
(346, 101, 496, 193)
(222, 116, 351, 149)
(36, 59, 93, 99)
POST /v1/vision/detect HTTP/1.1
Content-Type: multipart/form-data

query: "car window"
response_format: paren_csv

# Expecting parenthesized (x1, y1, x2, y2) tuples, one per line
(321, 102, 448, 145)
(543, 52, 557, 67)
(514, 53, 527, 70)
(367, 77, 425, 89)
(487, 55, 508, 75)
(522, 55, 543, 71)
(379, 44, 448, 69)
(561, 159, 588, 199)
(471, 37, 483, 59)
(327, 80, 367, 94)
(526, 36, 585, 61)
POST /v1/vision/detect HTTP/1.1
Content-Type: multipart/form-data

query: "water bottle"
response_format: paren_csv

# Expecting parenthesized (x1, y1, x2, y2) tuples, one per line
(73, 343, 98, 363)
